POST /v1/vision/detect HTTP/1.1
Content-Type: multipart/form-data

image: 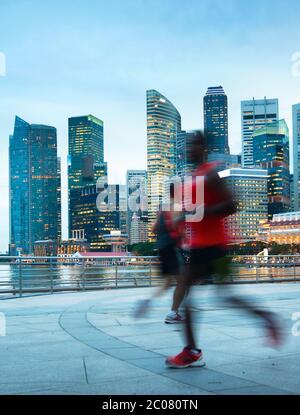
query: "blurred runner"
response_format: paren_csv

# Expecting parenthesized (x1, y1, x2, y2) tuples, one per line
(134, 184, 186, 324)
(166, 130, 283, 369)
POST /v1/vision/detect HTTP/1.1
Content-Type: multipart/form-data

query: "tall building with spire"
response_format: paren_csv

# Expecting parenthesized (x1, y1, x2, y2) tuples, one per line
(146, 90, 181, 239)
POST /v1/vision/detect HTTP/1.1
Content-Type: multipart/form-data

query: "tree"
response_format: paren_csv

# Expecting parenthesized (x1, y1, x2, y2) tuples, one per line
(128, 242, 157, 256)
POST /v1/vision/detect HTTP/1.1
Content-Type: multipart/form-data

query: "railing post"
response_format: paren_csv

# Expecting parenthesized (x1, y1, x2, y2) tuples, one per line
(82, 259, 86, 291)
(18, 258, 23, 297)
(255, 257, 258, 283)
(115, 260, 118, 288)
(294, 256, 296, 282)
(50, 257, 54, 294)
(149, 258, 152, 287)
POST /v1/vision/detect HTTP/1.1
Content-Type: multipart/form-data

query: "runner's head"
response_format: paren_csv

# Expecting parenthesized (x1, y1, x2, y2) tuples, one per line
(187, 130, 207, 165)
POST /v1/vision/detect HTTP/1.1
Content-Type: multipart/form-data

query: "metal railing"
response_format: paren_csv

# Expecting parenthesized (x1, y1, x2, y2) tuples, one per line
(0, 256, 160, 297)
(0, 254, 300, 298)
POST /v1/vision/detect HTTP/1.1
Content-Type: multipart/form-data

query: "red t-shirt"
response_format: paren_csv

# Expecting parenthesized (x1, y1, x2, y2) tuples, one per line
(184, 162, 229, 249)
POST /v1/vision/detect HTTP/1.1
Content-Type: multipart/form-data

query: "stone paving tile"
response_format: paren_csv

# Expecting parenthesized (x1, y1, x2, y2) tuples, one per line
(248, 354, 300, 371)
(101, 347, 161, 360)
(216, 385, 294, 395)
(50, 376, 214, 395)
(20, 389, 71, 395)
(118, 332, 183, 349)
(214, 361, 300, 394)
(127, 357, 171, 375)
(0, 358, 86, 385)
(0, 331, 72, 347)
(0, 383, 67, 395)
(165, 367, 259, 392)
(3, 341, 104, 363)
(86, 314, 121, 328)
(83, 356, 155, 384)
(88, 320, 178, 337)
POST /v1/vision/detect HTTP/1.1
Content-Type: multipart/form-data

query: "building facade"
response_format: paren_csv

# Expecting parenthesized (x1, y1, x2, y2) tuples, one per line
(57, 157, 62, 240)
(68, 114, 108, 238)
(68, 115, 104, 189)
(241, 97, 278, 167)
(147, 90, 181, 239)
(176, 130, 196, 177)
(219, 168, 269, 242)
(129, 213, 148, 245)
(207, 153, 242, 172)
(69, 184, 121, 252)
(292, 103, 300, 210)
(204, 86, 229, 155)
(258, 212, 300, 245)
(252, 119, 290, 218)
(126, 170, 147, 243)
(9, 116, 59, 255)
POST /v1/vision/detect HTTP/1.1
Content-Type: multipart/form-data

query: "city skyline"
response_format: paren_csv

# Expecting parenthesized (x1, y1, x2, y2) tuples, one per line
(1, 0, 300, 251)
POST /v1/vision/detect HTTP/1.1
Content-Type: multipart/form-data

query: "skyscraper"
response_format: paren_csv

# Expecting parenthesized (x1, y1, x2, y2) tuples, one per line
(69, 184, 121, 252)
(253, 119, 290, 218)
(68, 114, 107, 238)
(126, 170, 147, 243)
(119, 184, 128, 235)
(9, 116, 59, 254)
(292, 103, 300, 210)
(241, 97, 279, 167)
(147, 89, 181, 238)
(219, 168, 269, 242)
(57, 157, 62, 240)
(129, 213, 148, 245)
(68, 115, 104, 189)
(204, 86, 229, 155)
(176, 131, 196, 177)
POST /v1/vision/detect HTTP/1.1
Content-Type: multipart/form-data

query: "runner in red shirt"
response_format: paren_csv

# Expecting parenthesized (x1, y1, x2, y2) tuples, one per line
(134, 184, 186, 324)
(166, 130, 283, 369)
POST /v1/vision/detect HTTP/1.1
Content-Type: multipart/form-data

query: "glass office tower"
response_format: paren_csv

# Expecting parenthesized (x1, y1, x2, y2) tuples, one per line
(57, 157, 62, 240)
(203, 86, 229, 155)
(68, 114, 105, 190)
(241, 97, 278, 167)
(68, 114, 107, 238)
(9, 116, 59, 254)
(147, 89, 181, 239)
(69, 184, 121, 251)
(292, 103, 300, 210)
(253, 119, 290, 218)
(176, 130, 197, 177)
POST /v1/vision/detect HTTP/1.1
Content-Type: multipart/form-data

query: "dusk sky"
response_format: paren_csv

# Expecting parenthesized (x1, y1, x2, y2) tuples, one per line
(0, 0, 300, 252)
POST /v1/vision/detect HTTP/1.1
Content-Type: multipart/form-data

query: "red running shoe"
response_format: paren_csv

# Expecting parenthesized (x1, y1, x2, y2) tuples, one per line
(166, 347, 205, 368)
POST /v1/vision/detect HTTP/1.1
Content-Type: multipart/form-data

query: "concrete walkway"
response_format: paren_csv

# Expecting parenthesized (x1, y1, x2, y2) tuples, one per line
(0, 283, 300, 395)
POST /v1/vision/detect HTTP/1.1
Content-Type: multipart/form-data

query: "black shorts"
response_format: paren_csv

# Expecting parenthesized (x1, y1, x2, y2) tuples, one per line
(188, 246, 227, 282)
(158, 246, 181, 276)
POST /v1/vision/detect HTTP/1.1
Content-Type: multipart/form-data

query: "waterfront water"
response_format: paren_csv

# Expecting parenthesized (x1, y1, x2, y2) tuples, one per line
(0, 262, 299, 297)
(0, 263, 160, 295)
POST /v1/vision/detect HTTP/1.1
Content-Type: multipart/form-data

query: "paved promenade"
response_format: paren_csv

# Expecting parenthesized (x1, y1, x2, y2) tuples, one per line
(0, 283, 300, 395)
